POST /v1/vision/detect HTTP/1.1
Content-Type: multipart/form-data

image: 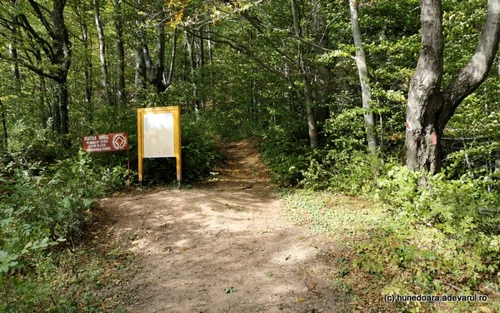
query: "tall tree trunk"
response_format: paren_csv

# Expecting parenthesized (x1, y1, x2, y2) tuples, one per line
(52, 82, 61, 135)
(165, 29, 177, 87)
(198, 28, 205, 68)
(185, 30, 199, 116)
(142, 19, 166, 92)
(312, 0, 331, 125)
(8, 2, 20, 94)
(406, 0, 500, 173)
(198, 28, 205, 108)
(135, 44, 146, 100)
(81, 19, 93, 132)
(39, 76, 49, 126)
(8, 45, 20, 91)
(155, 20, 166, 92)
(58, 82, 69, 136)
(94, 0, 113, 105)
(114, 0, 125, 105)
(291, 0, 318, 148)
(9, 26, 20, 94)
(134, 8, 146, 100)
(349, 0, 377, 154)
(207, 26, 213, 65)
(53, 0, 71, 141)
(207, 26, 215, 108)
(0, 100, 7, 150)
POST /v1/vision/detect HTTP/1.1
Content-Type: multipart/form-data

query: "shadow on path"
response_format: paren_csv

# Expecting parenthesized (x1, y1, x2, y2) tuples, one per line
(101, 140, 350, 313)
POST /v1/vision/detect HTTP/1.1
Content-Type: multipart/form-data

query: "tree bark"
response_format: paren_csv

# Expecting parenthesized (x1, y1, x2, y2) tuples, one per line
(208, 26, 213, 65)
(198, 28, 205, 68)
(114, 0, 125, 105)
(7, 1, 20, 94)
(9, 15, 21, 94)
(52, 82, 61, 135)
(165, 29, 177, 87)
(349, 0, 377, 154)
(94, 0, 113, 105)
(142, 18, 167, 92)
(134, 3, 146, 99)
(312, 0, 331, 125)
(198, 28, 205, 108)
(81, 18, 93, 132)
(58, 82, 69, 136)
(53, 0, 71, 141)
(39, 76, 49, 126)
(291, 0, 318, 148)
(207, 26, 215, 107)
(1, 100, 7, 150)
(406, 0, 500, 173)
(185, 29, 200, 116)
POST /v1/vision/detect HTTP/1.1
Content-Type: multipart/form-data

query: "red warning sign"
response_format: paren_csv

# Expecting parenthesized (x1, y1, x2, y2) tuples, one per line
(82, 132, 128, 153)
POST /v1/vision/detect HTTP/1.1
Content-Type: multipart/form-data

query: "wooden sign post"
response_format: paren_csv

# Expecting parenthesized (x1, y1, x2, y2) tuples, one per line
(137, 106, 182, 185)
(82, 132, 131, 185)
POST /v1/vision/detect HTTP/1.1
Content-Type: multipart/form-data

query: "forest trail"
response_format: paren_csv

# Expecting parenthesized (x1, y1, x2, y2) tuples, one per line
(100, 140, 349, 313)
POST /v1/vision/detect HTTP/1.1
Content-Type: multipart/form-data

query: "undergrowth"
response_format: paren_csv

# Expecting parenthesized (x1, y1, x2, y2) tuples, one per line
(0, 151, 128, 312)
(259, 106, 500, 313)
(282, 168, 500, 313)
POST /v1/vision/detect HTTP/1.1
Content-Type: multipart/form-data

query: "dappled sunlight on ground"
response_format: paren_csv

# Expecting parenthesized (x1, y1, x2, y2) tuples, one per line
(100, 140, 350, 313)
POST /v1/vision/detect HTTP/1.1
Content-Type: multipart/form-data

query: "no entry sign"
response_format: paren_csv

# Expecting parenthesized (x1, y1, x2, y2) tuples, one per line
(82, 132, 128, 153)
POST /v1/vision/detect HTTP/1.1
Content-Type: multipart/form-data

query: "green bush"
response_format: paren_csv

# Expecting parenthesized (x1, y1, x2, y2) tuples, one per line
(360, 166, 500, 311)
(140, 113, 223, 184)
(180, 115, 224, 182)
(258, 124, 310, 186)
(283, 163, 500, 311)
(0, 151, 126, 311)
(302, 149, 383, 194)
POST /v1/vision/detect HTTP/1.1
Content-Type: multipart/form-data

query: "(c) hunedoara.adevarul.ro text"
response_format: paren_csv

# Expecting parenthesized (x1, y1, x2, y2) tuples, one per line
(384, 294, 489, 303)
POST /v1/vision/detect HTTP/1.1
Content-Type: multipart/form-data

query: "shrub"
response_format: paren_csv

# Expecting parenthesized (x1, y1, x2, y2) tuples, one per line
(140, 114, 223, 184)
(0, 151, 126, 311)
(302, 149, 383, 194)
(363, 166, 500, 311)
(258, 125, 310, 186)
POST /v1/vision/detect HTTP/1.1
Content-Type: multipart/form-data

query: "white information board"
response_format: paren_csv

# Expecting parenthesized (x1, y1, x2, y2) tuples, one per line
(143, 112, 175, 158)
(137, 106, 181, 183)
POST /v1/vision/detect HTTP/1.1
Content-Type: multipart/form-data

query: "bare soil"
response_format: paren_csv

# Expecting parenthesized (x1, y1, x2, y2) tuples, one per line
(100, 139, 350, 313)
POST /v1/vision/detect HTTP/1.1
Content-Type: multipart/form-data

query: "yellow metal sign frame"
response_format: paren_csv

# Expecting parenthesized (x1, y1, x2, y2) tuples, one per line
(137, 106, 182, 184)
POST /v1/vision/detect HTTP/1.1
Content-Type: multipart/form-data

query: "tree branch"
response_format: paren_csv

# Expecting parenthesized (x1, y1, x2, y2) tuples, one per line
(440, 0, 500, 126)
(0, 51, 60, 81)
(17, 14, 54, 59)
(185, 27, 287, 78)
(27, 0, 56, 39)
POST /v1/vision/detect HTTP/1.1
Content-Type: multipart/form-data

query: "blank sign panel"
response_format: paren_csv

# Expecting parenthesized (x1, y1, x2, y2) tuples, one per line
(143, 112, 175, 158)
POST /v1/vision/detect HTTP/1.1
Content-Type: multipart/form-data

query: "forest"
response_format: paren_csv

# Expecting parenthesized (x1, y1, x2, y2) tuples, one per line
(0, 0, 499, 312)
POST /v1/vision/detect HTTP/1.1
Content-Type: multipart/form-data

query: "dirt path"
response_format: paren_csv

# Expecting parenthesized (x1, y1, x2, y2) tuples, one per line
(100, 140, 349, 313)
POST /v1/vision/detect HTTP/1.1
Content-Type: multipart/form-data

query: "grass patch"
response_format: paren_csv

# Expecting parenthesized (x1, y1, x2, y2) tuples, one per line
(283, 190, 385, 237)
(282, 190, 500, 313)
